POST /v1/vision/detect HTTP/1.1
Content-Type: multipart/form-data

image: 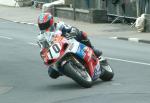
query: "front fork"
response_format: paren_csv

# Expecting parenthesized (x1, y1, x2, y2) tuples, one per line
(60, 55, 87, 73)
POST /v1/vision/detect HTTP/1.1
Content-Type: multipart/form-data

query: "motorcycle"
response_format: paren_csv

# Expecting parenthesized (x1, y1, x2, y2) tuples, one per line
(37, 31, 114, 88)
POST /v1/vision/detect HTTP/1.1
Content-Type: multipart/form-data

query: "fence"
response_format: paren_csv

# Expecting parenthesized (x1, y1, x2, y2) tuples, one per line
(107, 0, 150, 18)
(75, 0, 150, 19)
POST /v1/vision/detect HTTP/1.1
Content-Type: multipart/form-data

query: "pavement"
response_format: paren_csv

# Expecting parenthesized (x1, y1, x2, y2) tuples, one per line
(0, 5, 150, 44)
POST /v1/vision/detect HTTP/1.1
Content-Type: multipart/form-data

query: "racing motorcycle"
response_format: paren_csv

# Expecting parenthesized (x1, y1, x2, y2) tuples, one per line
(37, 31, 114, 88)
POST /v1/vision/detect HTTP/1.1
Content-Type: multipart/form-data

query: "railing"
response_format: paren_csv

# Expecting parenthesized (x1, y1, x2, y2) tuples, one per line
(106, 0, 150, 24)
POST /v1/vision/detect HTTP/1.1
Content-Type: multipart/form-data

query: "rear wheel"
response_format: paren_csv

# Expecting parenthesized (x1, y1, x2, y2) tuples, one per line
(63, 61, 92, 88)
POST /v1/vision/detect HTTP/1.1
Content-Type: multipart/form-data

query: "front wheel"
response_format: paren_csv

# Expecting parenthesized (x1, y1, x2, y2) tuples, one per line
(99, 59, 114, 81)
(63, 61, 92, 88)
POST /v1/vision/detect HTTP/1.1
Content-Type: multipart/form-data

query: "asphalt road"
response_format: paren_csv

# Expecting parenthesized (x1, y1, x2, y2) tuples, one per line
(0, 19, 150, 103)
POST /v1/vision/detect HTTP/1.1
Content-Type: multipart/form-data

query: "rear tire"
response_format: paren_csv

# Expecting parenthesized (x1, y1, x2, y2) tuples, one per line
(63, 61, 92, 88)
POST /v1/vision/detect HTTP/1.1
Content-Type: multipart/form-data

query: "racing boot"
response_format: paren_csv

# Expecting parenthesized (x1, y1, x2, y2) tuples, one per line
(82, 38, 102, 58)
(92, 47, 102, 58)
(77, 31, 102, 58)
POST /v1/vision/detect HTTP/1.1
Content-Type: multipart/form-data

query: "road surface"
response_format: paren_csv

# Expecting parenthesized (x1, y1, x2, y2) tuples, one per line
(0, 19, 150, 103)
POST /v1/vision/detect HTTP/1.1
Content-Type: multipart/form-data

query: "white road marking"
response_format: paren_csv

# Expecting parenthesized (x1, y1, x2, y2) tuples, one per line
(0, 86, 13, 95)
(106, 57, 150, 66)
(26, 23, 35, 25)
(27, 42, 38, 46)
(0, 35, 13, 40)
(128, 38, 139, 42)
(109, 37, 117, 39)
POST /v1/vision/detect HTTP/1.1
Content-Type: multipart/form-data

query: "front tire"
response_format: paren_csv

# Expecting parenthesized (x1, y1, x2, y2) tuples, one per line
(99, 59, 114, 81)
(63, 61, 92, 88)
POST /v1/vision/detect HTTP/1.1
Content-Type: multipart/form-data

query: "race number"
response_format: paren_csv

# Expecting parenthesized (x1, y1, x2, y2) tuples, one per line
(49, 43, 61, 59)
(52, 44, 61, 53)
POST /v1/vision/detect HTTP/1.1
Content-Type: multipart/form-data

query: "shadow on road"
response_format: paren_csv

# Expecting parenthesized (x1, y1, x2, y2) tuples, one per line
(48, 82, 82, 90)
(35, 79, 114, 92)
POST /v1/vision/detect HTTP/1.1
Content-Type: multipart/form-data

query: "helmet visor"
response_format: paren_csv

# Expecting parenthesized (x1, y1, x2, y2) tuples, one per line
(38, 20, 50, 30)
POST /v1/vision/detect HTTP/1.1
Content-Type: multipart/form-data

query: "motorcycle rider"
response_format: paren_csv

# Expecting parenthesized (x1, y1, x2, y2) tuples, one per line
(37, 12, 102, 79)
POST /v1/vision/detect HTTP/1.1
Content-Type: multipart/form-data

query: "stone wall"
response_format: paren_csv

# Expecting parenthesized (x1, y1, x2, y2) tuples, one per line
(16, 0, 32, 7)
(0, 0, 16, 6)
(55, 7, 108, 23)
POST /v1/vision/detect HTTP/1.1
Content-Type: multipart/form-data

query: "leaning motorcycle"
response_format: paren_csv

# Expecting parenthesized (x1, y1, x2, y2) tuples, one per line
(37, 31, 114, 88)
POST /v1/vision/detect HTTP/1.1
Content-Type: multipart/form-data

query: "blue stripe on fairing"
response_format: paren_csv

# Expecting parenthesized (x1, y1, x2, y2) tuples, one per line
(76, 43, 86, 59)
